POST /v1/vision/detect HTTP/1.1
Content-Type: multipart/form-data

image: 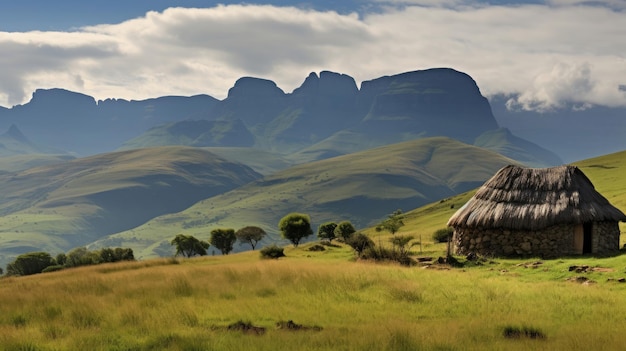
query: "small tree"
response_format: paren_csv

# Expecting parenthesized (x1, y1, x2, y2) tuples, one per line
(375, 209, 405, 235)
(235, 226, 266, 250)
(278, 213, 313, 247)
(210, 228, 237, 255)
(334, 221, 356, 241)
(113, 247, 135, 261)
(317, 222, 338, 242)
(346, 233, 374, 257)
(390, 235, 416, 256)
(170, 234, 209, 258)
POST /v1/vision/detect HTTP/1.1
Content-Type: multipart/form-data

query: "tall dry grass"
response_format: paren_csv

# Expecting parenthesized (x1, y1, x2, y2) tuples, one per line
(1, 250, 626, 350)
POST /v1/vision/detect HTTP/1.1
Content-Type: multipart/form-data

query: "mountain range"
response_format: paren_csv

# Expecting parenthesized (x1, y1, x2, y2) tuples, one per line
(0, 67, 623, 267)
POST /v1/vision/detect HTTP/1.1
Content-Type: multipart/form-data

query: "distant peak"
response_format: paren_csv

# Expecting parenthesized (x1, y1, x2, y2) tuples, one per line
(292, 71, 358, 96)
(29, 88, 96, 106)
(2, 124, 29, 143)
(227, 77, 285, 99)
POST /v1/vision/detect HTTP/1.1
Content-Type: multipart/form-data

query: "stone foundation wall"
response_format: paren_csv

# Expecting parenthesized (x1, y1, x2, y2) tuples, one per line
(593, 221, 621, 256)
(453, 221, 620, 258)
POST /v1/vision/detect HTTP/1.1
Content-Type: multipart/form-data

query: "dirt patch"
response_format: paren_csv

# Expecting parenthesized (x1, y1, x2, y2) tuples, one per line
(219, 320, 266, 335)
(517, 261, 543, 269)
(568, 265, 614, 273)
(276, 320, 322, 331)
(566, 276, 597, 285)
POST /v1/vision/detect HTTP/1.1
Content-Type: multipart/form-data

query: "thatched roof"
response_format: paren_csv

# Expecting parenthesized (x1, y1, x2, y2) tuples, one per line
(447, 165, 626, 230)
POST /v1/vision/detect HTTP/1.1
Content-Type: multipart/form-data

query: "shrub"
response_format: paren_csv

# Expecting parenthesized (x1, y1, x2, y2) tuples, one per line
(502, 325, 546, 339)
(260, 245, 285, 259)
(360, 246, 414, 266)
(432, 227, 454, 243)
(308, 244, 326, 252)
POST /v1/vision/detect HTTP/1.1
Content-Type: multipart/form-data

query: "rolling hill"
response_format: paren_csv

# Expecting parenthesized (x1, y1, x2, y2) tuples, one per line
(0, 146, 261, 267)
(92, 137, 521, 259)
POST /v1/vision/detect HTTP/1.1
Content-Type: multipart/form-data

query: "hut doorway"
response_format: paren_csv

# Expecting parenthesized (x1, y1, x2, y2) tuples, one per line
(574, 223, 593, 254)
(582, 222, 593, 254)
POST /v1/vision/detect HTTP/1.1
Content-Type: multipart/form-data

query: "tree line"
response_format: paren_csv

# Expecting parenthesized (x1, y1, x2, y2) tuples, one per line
(170, 211, 406, 260)
(2, 210, 411, 276)
(3, 247, 135, 277)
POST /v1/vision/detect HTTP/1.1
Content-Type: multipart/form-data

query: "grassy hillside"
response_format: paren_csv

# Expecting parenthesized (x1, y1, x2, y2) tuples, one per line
(101, 137, 519, 259)
(0, 154, 75, 173)
(379, 149, 626, 245)
(200, 147, 294, 175)
(2, 242, 626, 350)
(0, 146, 261, 268)
(1, 150, 625, 350)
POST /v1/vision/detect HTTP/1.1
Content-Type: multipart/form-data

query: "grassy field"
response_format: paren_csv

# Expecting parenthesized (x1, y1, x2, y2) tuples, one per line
(2, 242, 626, 351)
(1, 150, 624, 350)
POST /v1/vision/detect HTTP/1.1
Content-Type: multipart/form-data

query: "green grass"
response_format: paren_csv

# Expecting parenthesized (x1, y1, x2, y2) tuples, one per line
(111, 137, 517, 260)
(2, 243, 626, 350)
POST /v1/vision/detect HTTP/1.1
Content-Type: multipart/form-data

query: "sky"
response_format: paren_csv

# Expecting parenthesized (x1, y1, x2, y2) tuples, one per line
(1, 0, 625, 112)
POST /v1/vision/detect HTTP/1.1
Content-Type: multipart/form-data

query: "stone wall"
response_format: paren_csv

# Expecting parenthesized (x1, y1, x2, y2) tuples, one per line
(453, 221, 620, 258)
(593, 221, 621, 256)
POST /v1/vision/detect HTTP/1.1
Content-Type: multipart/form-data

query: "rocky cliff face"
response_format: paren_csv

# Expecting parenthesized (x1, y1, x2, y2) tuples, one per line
(358, 68, 498, 143)
(0, 68, 562, 167)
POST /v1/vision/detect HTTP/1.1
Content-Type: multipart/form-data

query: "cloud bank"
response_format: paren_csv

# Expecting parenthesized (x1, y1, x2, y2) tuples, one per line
(0, 2, 625, 112)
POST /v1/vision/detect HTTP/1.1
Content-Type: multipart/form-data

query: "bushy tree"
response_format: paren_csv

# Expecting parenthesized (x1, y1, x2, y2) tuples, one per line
(235, 226, 266, 250)
(375, 209, 405, 235)
(55, 253, 67, 266)
(113, 247, 135, 261)
(334, 221, 356, 241)
(6, 252, 55, 276)
(210, 228, 237, 255)
(346, 233, 374, 256)
(65, 247, 100, 267)
(317, 222, 337, 242)
(170, 234, 210, 257)
(278, 213, 313, 247)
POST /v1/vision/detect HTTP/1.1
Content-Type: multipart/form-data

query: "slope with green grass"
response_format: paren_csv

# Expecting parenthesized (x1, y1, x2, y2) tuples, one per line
(382, 149, 626, 245)
(0, 154, 75, 173)
(0, 146, 261, 268)
(101, 137, 519, 259)
(2, 238, 626, 350)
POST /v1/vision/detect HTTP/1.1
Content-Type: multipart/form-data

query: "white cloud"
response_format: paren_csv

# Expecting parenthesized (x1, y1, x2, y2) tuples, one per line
(0, 2, 625, 112)
(547, 0, 626, 10)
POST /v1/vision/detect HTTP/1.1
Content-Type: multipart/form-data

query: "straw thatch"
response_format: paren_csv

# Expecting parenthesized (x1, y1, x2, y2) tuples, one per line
(447, 165, 626, 231)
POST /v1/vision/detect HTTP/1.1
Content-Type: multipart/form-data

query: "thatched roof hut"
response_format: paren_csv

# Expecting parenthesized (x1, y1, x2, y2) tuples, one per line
(448, 165, 626, 257)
